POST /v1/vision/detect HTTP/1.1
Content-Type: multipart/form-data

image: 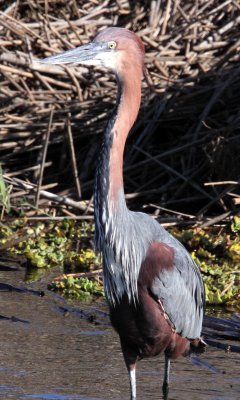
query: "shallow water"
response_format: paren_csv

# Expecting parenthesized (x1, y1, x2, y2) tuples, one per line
(0, 261, 239, 400)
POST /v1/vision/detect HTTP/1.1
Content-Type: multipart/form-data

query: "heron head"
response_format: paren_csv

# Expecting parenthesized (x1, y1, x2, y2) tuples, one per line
(40, 27, 145, 76)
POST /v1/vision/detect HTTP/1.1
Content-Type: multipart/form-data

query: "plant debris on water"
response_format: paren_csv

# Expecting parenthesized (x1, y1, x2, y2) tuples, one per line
(0, 218, 239, 307)
(49, 275, 104, 301)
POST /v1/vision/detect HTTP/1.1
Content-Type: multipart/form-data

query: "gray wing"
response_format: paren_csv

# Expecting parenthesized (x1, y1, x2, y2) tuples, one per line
(151, 238, 204, 339)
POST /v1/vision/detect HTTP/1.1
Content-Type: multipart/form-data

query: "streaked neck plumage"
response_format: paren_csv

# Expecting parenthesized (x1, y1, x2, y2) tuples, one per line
(94, 64, 142, 305)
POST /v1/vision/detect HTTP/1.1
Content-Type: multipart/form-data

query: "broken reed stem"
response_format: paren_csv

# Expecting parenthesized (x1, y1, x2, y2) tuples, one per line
(4, 176, 91, 212)
(66, 112, 82, 199)
(35, 107, 54, 208)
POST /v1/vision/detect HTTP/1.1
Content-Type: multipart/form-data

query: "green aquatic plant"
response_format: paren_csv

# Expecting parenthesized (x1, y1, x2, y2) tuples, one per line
(17, 223, 67, 268)
(0, 219, 100, 285)
(64, 248, 101, 271)
(48, 275, 104, 300)
(231, 216, 240, 233)
(0, 219, 239, 307)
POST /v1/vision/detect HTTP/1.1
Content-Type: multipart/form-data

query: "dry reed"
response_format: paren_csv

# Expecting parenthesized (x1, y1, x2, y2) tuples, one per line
(0, 0, 240, 224)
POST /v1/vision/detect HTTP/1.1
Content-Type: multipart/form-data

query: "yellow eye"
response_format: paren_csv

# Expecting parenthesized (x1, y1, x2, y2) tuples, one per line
(108, 41, 117, 50)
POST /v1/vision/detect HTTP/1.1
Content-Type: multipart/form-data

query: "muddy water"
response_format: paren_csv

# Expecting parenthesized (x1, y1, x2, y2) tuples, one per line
(0, 261, 239, 400)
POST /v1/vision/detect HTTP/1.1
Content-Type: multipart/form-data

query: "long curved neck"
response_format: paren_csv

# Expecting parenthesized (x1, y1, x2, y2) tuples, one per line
(94, 67, 142, 249)
(108, 72, 142, 205)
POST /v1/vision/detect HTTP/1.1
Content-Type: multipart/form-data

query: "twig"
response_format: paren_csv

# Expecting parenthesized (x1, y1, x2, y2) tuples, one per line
(35, 107, 54, 208)
(199, 212, 232, 228)
(66, 113, 82, 198)
(53, 269, 102, 281)
(4, 176, 91, 212)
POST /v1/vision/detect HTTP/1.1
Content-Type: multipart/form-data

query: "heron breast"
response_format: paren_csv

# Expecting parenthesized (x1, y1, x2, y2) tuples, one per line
(138, 241, 175, 288)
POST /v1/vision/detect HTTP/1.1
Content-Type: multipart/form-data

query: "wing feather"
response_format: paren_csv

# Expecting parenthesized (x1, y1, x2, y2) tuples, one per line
(141, 240, 204, 339)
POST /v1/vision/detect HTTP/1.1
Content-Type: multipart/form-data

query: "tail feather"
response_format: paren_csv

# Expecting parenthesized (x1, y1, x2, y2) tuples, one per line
(190, 337, 207, 355)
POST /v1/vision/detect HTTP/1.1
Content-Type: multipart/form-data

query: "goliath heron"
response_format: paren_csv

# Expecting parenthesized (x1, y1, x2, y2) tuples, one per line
(41, 27, 205, 399)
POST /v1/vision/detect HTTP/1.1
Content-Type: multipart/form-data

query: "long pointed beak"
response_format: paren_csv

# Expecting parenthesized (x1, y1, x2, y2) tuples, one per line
(40, 42, 103, 65)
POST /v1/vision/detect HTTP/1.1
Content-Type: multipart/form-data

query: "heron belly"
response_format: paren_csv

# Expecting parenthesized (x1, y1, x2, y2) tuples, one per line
(109, 291, 183, 359)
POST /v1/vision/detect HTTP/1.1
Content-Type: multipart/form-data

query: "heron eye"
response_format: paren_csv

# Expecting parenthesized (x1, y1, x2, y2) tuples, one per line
(108, 41, 117, 50)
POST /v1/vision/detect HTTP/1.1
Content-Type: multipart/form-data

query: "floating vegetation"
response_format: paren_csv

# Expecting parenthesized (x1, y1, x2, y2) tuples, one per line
(49, 275, 104, 300)
(0, 218, 99, 272)
(0, 219, 239, 306)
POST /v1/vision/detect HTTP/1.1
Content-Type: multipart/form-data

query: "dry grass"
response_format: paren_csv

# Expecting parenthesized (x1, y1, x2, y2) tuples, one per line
(0, 0, 240, 224)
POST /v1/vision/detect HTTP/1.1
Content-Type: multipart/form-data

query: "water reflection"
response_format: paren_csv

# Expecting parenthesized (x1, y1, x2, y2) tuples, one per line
(24, 392, 99, 399)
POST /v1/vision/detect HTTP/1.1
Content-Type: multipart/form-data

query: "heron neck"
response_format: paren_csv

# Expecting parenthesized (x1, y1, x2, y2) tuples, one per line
(108, 70, 142, 206)
(94, 67, 142, 246)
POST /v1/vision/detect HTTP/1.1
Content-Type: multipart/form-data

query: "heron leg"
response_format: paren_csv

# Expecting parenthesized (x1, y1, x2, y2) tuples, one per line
(162, 354, 170, 400)
(120, 339, 137, 399)
(128, 364, 137, 400)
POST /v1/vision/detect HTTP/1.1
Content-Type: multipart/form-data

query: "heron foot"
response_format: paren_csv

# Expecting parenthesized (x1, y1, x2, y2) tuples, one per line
(162, 381, 169, 400)
(162, 354, 170, 400)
